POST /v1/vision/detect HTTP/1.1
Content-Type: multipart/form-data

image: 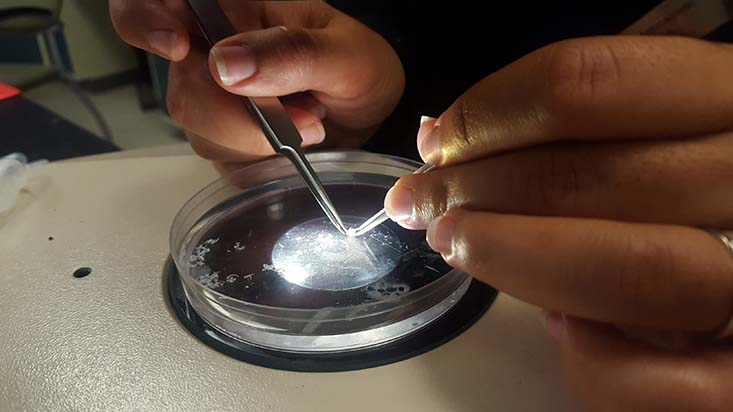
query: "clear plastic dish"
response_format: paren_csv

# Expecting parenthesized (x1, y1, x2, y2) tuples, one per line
(170, 151, 471, 353)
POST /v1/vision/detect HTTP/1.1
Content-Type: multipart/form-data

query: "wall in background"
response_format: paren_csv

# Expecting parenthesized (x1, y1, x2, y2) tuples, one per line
(60, 0, 136, 80)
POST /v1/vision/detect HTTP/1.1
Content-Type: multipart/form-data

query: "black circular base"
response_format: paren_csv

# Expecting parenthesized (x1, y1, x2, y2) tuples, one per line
(165, 258, 498, 372)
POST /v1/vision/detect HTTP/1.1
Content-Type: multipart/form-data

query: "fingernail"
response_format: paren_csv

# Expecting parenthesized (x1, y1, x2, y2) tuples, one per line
(148, 30, 177, 59)
(418, 119, 442, 165)
(417, 115, 437, 148)
(384, 185, 414, 222)
(309, 102, 328, 119)
(211, 44, 257, 86)
(300, 122, 326, 145)
(426, 215, 454, 256)
(541, 311, 567, 342)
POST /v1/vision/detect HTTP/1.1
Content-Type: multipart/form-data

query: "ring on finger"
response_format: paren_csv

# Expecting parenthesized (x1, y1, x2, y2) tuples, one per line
(711, 230, 733, 257)
(707, 229, 733, 339)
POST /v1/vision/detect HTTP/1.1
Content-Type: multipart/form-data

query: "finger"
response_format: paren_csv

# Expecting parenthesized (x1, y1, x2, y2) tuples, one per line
(109, 0, 192, 61)
(211, 160, 253, 181)
(206, 23, 404, 129)
(185, 104, 324, 162)
(169, 43, 323, 162)
(417, 36, 733, 166)
(545, 314, 733, 412)
(281, 92, 328, 119)
(385, 133, 733, 228)
(425, 209, 733, 331)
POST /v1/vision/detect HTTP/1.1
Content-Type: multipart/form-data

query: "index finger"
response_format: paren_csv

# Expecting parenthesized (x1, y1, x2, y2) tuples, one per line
(419, 36, 733, 167)
(109, 0, 193, 61)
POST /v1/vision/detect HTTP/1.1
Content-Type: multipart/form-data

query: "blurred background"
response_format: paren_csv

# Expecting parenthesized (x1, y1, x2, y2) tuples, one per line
(0, 0, 183, 160)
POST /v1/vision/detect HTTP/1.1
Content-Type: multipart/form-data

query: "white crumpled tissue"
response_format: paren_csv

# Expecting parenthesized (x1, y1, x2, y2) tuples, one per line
(0, 153, 46, 213)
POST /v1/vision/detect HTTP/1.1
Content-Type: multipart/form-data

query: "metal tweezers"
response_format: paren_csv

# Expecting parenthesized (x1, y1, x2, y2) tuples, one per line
(347, 163, 434, 237)
(185, 0, 348, 235)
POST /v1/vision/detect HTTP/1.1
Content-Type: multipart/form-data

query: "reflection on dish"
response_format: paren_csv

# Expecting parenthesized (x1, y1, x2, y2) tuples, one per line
(271, 217, 402, 291)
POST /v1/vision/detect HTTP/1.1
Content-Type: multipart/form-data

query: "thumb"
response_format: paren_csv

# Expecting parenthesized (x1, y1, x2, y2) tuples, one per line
(208, 25, 375, 96)
(206, 25, 400, 119)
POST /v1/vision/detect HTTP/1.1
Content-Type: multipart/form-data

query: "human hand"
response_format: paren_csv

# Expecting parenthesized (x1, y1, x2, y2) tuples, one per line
(385, 36, 733, 411)
(110, 0, 404, 174)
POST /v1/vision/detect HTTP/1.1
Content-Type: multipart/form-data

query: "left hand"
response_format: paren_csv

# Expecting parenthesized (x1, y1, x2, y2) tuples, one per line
(384, 35, 733, 411)
(110, 0, 404, 176)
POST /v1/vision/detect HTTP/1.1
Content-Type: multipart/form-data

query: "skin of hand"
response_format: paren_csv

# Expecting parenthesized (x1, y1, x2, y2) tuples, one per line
(109, 0, 405, 176)
(384, 35, 733, 411)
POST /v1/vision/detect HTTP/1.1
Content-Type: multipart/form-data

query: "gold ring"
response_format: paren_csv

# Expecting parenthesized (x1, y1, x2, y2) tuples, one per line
(709, 230, 733, 339)
(712, 230, 733, 257)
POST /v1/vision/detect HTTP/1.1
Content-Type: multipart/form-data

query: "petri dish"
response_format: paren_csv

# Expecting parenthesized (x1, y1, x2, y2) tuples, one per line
(170, 151, 471, 353)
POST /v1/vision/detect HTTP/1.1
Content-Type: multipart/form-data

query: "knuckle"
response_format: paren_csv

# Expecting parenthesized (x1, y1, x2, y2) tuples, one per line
(403, 174, 450, 225)
(542, 39, 623, 118)
(444, 96, 481, 153)
(612, 234, 648, 319)
(526, 147, 582, 212)
(610, 233, 670, 320)
(278, 27, 319, 79)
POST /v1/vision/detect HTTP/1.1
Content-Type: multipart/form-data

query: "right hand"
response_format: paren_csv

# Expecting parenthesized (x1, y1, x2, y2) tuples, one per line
(110, 0, 405, 174)
(384, 35, 733, 411)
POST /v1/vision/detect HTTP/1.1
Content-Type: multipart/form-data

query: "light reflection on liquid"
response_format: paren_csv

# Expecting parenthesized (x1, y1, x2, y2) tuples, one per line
(271, 217, 402, 291)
